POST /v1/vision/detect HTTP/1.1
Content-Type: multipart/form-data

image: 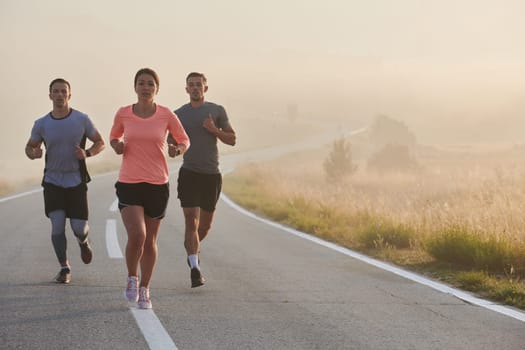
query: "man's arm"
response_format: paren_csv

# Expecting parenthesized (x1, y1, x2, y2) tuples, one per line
(203, 115, 236, 146)
(25, 139, 43, 160)
(215, 125, 236, 146)
(76, 131, 105, 159)
(86, 131, 105, 157)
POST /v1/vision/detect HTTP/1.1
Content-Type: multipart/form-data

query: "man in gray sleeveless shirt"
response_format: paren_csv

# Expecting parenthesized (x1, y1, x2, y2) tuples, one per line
(169, 72, 236, 288)
(25, 78, 105, 284)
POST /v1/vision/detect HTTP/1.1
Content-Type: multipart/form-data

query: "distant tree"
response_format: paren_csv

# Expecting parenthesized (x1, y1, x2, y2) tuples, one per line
(368, 115, 416, 150)
(287, 103, 298, 122)
(367, 143, 418, 172)
(324, 137, 357, 181)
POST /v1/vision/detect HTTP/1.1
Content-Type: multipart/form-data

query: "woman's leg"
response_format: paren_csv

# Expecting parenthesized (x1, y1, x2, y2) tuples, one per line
(139, 216, 162, 288)
(120, 206, 146, 277)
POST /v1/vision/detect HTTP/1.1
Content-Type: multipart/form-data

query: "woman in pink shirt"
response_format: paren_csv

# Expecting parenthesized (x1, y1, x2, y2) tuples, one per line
(110, 68, 190, 309)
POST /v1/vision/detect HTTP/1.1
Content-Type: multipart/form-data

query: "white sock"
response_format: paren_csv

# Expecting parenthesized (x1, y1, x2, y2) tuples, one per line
(188, 254, 199, 270)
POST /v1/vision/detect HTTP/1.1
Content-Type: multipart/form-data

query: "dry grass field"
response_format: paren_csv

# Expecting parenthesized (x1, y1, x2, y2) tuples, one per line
(223, 140, 525, 308)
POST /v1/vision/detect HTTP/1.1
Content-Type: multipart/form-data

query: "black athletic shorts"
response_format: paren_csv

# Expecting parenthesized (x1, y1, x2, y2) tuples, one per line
(43, 182, 88, 219)
(115, 182, 170, 219)
(177, 167, 222, 212)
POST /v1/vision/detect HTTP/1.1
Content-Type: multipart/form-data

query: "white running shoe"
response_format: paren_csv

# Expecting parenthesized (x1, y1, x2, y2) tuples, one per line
(138, 286, 152, 309)
(125, 276, 139, 302)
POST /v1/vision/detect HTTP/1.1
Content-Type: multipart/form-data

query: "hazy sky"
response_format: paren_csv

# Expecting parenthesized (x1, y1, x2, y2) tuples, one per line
(1, 0, 525, 181)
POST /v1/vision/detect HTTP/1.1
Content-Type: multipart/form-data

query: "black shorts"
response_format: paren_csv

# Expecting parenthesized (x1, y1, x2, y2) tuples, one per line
(115, 182, 170, 219)
(177, 167, 222, 212)
(43, 182, 88, 219)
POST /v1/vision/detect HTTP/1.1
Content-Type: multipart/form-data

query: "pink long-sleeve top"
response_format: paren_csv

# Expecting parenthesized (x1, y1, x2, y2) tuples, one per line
(109, 104, 190, 184)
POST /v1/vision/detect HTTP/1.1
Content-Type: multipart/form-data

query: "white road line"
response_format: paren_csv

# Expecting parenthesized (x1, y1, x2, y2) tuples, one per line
(0, 185, 179, 349)
(109, 198, 118, 212)
(106, 211, 179, 349)
(220, 193, 525, 323)
(0, 187, 41, 203)
(105, 219, 123, 259)
(130, 309, 178, 350)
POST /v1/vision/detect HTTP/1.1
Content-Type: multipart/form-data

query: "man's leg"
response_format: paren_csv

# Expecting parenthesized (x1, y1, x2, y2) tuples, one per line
(183, 207, 205, 287)
(49, 210, 68, 266)
(65, 182, 91, 264)
(49, 210, 71, 283)
(183, 207, 200, 256)
(70, 219, 92, 264)
(197, 209, 215, 242)
(70, 219, 88, 242)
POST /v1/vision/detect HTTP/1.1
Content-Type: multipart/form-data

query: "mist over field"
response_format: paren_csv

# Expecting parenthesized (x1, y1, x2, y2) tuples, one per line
(1, 0, 524, 188)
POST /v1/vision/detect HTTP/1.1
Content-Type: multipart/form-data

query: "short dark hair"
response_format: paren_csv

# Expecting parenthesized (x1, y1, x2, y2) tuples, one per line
(186, 72, 207, 84)
(49, 78, 71, 93)
(134, 68, 160, 88)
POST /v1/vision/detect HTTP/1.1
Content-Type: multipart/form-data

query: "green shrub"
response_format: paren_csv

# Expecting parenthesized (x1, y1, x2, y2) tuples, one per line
(425, 226, 520, 274)
(324, 137, 357, 181)
(491, 282, 525, 308)
(368, 114, 417, 150)
(357, 219, 413, 249)
(456, 271, 489, 291)
(367, 143, 418, 172)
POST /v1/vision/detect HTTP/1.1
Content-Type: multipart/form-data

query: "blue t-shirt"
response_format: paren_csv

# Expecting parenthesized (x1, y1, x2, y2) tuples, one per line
(175, 102, 231, 174)
(30, 109, 97, 187)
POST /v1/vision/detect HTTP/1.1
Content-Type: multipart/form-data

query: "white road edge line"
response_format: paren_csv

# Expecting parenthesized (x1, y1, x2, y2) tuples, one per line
(0, 171, 117, 204)
(105, 219, 123, 259)
(4, 173, 523, 329)
(220, 193, 525, 323)
(0, 187, 42, 203)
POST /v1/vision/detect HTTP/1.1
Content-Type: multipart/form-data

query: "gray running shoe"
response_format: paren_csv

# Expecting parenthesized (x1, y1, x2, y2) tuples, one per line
(55, 267, 71, 284)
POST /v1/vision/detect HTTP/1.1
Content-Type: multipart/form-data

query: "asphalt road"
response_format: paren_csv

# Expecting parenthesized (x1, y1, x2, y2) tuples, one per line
(1, 151, 524, 349)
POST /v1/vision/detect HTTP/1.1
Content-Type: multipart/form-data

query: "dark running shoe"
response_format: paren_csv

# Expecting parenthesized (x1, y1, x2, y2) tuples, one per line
(79, 238, 93, 264)
(191, 268, 205, 288)
(55, 267, 71, 284)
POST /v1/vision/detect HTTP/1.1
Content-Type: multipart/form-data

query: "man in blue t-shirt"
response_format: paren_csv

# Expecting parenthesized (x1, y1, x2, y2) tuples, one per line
(25, 78, 105, 284)
(169, 72, 236, 288)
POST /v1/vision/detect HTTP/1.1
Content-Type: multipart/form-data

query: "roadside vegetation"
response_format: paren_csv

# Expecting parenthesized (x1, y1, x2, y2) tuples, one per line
(0, 178, 12, 197)
(223, 115, 525, 310)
